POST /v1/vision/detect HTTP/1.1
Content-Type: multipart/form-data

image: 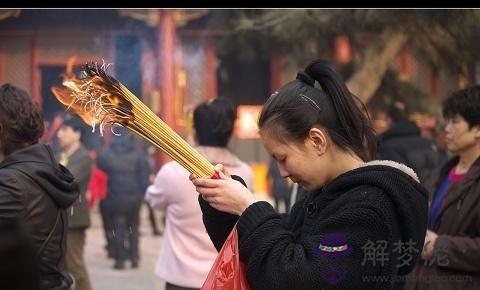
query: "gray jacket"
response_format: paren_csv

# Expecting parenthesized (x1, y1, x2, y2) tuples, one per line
(61, 145, 93, 229)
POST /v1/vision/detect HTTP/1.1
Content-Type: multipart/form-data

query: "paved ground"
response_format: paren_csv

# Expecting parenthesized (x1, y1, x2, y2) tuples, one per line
(85, 205, 166, 290)
(84, 194, 275, 290)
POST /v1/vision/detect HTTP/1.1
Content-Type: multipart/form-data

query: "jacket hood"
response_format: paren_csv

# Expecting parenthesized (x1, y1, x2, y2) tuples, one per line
(324, 160, 428, 272)
(0, 144, 79, 208)
(380, 120, 420, 141)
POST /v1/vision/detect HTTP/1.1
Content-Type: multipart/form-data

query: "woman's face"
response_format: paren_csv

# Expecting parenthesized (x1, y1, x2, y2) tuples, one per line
(56, 125, 80, 151)
(444, 114, 480, 154)
(261, 131, 329, 191)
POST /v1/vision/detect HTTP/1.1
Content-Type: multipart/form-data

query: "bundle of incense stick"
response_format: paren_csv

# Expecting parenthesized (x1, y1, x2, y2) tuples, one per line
(52, 61, 217, 179)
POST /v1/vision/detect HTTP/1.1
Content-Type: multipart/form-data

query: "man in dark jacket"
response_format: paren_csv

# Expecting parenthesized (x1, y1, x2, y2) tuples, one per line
(56, 114, 93, 290)
(97, 130, 150, 269)
(0, 84, 79, 290)
(0, 217, 41, 290)
(378, 102, 444, 184)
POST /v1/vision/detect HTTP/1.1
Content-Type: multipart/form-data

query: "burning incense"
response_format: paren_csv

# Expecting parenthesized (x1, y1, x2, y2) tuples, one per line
(52, 61, 217, 178)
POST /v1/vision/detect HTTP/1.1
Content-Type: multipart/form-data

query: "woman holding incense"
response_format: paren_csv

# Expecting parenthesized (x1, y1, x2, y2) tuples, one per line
(190, 59, 429, 290)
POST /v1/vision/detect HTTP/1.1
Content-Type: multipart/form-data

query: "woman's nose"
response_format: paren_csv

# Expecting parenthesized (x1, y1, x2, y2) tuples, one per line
(278, 164, 290, 178)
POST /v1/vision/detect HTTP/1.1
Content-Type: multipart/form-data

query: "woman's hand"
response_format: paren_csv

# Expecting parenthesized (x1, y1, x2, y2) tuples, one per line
(190, 164, 256, 216)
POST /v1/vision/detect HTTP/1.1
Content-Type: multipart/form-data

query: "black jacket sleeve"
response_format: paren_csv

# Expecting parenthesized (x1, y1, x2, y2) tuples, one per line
(198, 175, 247, 251)
(235, 199, 392, 290)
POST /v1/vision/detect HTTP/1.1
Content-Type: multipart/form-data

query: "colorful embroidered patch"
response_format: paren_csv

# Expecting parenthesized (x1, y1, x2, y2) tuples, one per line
(318, 244, 349, 253)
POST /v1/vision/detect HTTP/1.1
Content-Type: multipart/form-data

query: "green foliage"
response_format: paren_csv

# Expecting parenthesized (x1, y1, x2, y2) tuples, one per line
(207, 9, 480, 75)
(368, 69, 442, 117)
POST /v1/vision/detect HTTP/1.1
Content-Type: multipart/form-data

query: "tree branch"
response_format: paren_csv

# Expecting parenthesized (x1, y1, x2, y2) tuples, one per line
(346, 29, 409, 103)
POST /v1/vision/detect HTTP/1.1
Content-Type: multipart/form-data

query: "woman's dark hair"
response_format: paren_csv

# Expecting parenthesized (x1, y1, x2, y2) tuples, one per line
(0, 84, 44, 156)
(193, 97, 236, 147)
(258, 59, 376, 161)
(442, 85, 480, 129)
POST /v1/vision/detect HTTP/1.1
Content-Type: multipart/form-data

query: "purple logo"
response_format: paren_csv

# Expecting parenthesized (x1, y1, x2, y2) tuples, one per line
(315, 232, 352, 285)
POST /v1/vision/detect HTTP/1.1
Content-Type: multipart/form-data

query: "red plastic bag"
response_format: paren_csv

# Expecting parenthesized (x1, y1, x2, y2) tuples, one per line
(202, 225, 251, 290)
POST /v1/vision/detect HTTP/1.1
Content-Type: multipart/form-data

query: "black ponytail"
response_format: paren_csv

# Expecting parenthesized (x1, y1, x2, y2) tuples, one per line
(259, 59, 376, 161)
(304, 60, 376, 161)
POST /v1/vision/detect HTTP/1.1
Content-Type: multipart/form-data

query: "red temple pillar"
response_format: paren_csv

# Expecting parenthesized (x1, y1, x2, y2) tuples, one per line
(333, 35, 352, 64)
(31, 32, 41, 104)
(205, 37, 217, 99)
(270, 57, 284, 92)
(0, 43, 4, 84)
(398, 46, 411, 80)
(430, 67, 440, 100)
(156, 10, 177, 166)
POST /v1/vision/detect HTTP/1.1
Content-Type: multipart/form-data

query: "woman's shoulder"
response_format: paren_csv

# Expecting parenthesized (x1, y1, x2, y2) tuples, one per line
(159, 161, 190, 176)
(233, 160, 254, 176)
(324, 172, 428, 242)
(336, 184, 390, 209)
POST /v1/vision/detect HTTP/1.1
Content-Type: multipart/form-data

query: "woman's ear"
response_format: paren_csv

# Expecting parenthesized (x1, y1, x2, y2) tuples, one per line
(473, 125, 480, 139)
(307, 128, 327, 156)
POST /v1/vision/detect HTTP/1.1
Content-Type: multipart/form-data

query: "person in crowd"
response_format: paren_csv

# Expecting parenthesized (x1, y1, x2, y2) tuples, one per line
(56, 114, 94, 290)
(145, 97, 253, 290)
(98, 173, 115, 259)
(288, 182, 309, 212)
(267, 158, 292, 213)
(377, 101, 444, 184)
(190, 60, 429, 289)
(97, 130, 150, 270)
(144, 144, 162, 236)
(0, 84, 79, 290)
(405, 85, 480, 290)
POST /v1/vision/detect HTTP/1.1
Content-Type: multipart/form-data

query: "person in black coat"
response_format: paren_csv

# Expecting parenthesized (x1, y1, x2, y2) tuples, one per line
(190, 60, 429, 290)
(0, 84, 79, 290)
(267, 158, 292, 213)
(97, 130, 150, 270)
(378, 102, 445, 184)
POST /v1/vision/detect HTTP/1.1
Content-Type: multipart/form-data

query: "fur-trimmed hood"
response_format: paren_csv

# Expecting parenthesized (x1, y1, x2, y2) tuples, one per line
(322, 159, 429, 275)
(360, 159, 420, 183)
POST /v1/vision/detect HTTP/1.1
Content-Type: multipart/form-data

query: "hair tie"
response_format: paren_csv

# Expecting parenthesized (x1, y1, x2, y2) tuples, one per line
(296, 70, 315, 87)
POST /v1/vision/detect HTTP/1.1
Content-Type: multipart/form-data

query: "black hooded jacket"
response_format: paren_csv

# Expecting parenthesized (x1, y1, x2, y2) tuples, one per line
(199, 161, 429, 290)
(0, 144, 79, 289)
(96, 133, 150, 210)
